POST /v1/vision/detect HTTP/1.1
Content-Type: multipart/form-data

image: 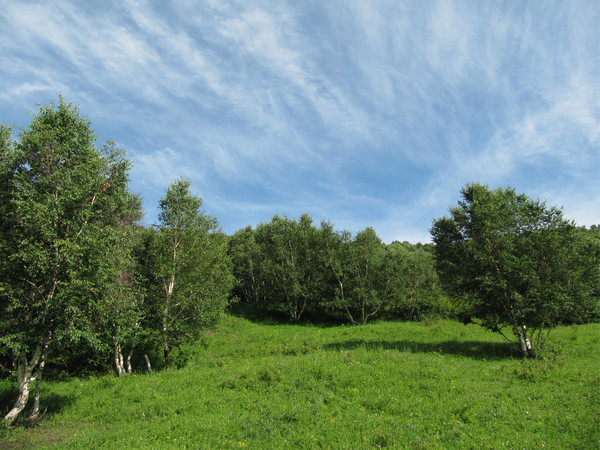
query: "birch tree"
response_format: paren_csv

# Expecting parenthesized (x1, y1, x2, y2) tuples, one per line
(253, 214, 323, 321)
(320, 222, 353, 318)
(431, 183, 595, 357)
(228, 226, 263, 304)
(384, 242, 441, 320)
(99, 224, 146, 376)
(153, 178, 234, 365)
(344, 228, 388, 324)
(0, 99, 139, 424)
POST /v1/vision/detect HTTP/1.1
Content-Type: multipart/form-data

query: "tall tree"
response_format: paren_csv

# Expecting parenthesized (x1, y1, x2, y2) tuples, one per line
(0, 98, 139, 424)
(152, 178, 234, 365)
(431, 183, 597, 357)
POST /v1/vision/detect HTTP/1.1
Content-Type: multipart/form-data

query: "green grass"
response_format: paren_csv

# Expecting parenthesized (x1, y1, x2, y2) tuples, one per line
(1, 317, 599, 448)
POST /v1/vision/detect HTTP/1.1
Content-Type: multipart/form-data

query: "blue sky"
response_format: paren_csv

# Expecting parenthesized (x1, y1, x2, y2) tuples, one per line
(1, 1, 598, 243)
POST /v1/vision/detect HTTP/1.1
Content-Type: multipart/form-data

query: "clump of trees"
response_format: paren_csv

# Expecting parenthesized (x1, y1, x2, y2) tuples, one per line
(0, 99, 234, 425)
(431, 183, 599, 357)
(228, 214, 443, 324)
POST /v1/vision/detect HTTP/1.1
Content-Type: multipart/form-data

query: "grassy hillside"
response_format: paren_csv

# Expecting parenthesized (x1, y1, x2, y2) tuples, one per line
(1, 316, 599, 448)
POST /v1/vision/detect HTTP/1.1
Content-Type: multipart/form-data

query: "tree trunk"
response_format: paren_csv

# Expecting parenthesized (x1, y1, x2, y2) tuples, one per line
(28, 343, 49, 424)
(114, 338, 125, 376)
(163, 273, 175, 366)
(516, 325, 533, 357)
(163, 315, 170, 366)
(143, 354, 152, 373)
(126, 348, 134, 373)
(3, 346, 43, 426)
(124, 322, 140, 374)
(344, 305, 356, 324)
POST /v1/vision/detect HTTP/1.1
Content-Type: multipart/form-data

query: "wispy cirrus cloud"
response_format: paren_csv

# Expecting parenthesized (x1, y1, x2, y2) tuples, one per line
(1, 0, 597, 240)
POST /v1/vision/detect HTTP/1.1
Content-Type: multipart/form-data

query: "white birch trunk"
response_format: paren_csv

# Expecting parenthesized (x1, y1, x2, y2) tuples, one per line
(163, 273, 175, 365)
(28, 341, 48, 423)
(3, 347, 43, 425)
(163, 310, 170, 365)
(114, 338, 125, 377)
(517, 325, 533, 357)
(126, 349, 133, 373)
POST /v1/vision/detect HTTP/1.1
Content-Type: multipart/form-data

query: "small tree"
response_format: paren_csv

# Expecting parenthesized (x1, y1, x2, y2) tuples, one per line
(320, 221, 352, 317)
(228, 226, 263, 304)
(431, 183, 597, 356)
(152, 178, 234, 365)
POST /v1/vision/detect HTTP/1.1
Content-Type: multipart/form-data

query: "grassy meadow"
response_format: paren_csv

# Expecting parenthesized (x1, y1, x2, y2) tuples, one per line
(1, 316, 599, 448)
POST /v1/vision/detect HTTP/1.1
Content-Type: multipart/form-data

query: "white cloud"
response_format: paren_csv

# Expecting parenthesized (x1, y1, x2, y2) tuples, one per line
(129, 147, 197, 189)
(560, 194, 600, 227)
(426, 0, 474, 81)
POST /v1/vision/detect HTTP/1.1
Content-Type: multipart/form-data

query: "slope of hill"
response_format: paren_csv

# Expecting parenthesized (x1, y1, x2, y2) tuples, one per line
(1, 316, 598, 448)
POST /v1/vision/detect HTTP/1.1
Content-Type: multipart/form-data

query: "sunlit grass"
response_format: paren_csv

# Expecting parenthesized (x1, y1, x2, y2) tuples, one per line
(1, 316, 599, 448)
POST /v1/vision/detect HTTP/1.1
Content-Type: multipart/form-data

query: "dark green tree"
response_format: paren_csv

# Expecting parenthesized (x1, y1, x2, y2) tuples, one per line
(228, 225, 264, 305)
(573, 225, 600, 322)
(431, 183, 597, 356)
(320, 221, 352, 318)
(0, 99, 139, 424)
(98, 223, 147, 376)
(383, 242, 441, 320)
(253, 214, 323, 321)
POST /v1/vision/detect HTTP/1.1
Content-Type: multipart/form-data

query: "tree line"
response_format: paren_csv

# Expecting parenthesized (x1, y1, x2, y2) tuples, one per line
(1, 99, 598, 425)
(228, 215, 441, 324)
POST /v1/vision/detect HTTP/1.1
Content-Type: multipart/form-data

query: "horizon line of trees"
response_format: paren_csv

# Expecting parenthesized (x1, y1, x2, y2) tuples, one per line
(1, 98, 598, 426)
(228, 214, 443, 324)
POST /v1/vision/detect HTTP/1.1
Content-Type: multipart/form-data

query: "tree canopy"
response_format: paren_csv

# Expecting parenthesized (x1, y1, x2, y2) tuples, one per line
(151, 178, 234, 365)
(431, 183, 598, 356)
(229, 215, 443, 324)
(0, 98, 141, 424)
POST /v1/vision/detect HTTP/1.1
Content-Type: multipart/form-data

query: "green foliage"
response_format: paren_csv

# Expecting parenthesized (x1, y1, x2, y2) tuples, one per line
(229, 217, 443, 324)
(1, 318, 598, 447)
(0, 98, 141, 423)
(431, 183, 599, 356)
(574, 225, 600, 321)
(0, 98, 136, 351)
(383, 242, 442, 320)
(253, 214, 324, 320)
(228, 225, 263, 304)
(151, 178, 234, 364)
(329, 227, 389, 324)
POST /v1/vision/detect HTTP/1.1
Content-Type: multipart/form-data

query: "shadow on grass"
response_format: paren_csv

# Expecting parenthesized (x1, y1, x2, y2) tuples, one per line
(227, 302, 344, 327)
(0, 386, 75, 426)
(323, 339, 518, 360)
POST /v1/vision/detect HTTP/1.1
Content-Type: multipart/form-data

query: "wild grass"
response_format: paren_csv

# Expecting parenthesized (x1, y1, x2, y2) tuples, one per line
(1, 317, 599, 448)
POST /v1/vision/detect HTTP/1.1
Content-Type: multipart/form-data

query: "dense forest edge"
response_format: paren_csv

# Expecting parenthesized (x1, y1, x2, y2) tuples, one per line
(1, 98, 599, 429)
